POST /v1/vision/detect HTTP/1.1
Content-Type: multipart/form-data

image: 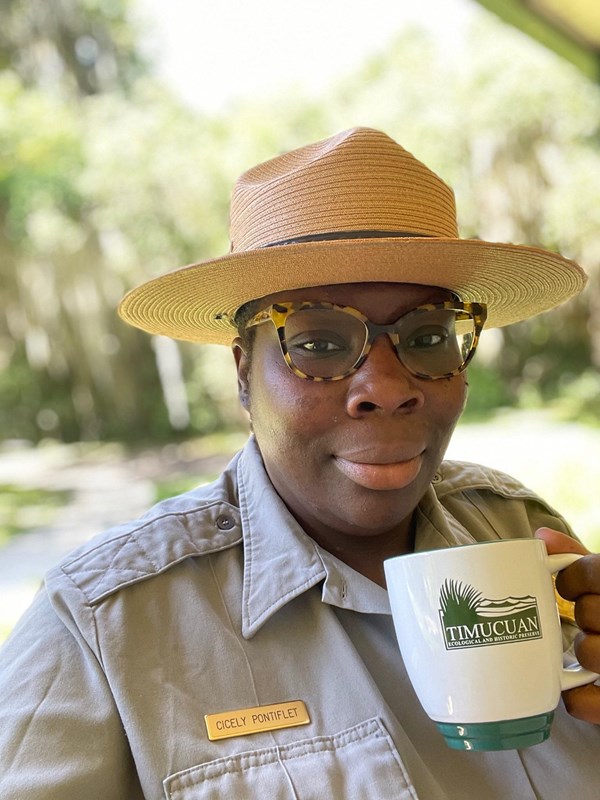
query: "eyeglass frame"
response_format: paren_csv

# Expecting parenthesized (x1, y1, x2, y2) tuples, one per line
(245, 299, 488, 382)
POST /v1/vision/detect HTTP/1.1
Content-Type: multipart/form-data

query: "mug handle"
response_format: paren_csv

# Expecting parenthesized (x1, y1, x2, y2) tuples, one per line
(546, 552, 600, 691)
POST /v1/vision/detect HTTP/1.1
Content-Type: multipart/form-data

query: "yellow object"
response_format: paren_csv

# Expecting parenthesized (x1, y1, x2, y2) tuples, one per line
(554, 577, 577, 624)
(205, 700, 310, 741)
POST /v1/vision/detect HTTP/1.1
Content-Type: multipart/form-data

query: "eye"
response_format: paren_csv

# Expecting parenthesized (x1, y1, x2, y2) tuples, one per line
(288, 330, 347, 357)
(406, 327, 449, 349)
(301, 340, 341, 353)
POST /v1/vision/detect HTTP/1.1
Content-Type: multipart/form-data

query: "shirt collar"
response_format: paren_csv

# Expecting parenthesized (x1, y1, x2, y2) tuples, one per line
(316, 545, 390, 614)
(237, 437, 326, 638)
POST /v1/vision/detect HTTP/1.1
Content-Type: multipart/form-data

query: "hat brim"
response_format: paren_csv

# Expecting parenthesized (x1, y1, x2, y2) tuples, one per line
(118, 237, 587, 344)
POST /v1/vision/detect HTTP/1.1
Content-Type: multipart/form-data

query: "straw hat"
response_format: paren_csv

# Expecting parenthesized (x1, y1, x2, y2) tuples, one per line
(118, 127, 587, 344)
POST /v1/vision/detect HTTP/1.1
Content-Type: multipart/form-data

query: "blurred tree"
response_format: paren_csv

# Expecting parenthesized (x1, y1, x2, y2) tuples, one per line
(0, 74, 249, 441)
(0, 1, 200, 442)
(1, 7, 599, 444)
(451, 17, 600, 414)
(0, 0, 146, 96)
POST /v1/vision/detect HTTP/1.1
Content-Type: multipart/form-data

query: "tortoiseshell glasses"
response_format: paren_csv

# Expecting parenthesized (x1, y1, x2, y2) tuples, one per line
(246, 300, 487, 381)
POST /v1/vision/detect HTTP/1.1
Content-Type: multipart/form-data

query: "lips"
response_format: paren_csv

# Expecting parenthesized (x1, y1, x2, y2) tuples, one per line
(333, 448, 425, 491)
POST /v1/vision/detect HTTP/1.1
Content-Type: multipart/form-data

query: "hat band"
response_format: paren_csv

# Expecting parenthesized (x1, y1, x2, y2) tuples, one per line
(261, 230, 434, 248)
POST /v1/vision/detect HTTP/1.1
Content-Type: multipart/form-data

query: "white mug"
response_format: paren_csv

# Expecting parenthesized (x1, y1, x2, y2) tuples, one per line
(384, 538, 599, 751)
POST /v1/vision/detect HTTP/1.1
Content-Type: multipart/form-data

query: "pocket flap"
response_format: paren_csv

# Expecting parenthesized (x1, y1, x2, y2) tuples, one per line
(164, 717, 414, 799)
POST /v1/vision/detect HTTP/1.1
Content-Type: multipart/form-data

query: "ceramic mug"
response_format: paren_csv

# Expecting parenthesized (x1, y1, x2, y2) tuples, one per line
(384, 538, 599, 751)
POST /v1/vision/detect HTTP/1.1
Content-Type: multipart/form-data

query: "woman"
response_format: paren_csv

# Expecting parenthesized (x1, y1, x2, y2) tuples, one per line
(1, 127, 598, 799)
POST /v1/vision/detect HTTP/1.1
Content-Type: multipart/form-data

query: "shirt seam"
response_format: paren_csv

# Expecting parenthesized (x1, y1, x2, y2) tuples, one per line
(455, 492, 505, 540)
(61, 501, 240, 571)
(59, 502, 242, 604)
(413, 504, 461, 548)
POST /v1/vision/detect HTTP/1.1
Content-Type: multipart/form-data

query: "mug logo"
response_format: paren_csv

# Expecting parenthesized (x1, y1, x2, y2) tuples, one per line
(439, 579, 542, 650)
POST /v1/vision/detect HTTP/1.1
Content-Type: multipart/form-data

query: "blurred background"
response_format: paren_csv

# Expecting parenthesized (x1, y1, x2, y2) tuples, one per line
(1, 0, 600, 639)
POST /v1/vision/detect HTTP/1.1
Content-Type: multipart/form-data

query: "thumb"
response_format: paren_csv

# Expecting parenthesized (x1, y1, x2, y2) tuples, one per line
(534, 527, 590, 556)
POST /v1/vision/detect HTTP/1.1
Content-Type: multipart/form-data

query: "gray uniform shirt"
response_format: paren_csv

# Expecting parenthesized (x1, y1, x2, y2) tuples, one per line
(0, 436, 598, 799)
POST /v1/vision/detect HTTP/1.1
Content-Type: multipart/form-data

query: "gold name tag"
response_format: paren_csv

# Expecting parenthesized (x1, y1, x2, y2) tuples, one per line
(205, 700, 310, 741)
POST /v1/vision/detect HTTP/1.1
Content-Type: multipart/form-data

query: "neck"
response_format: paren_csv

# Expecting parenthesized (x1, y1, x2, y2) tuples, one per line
(294, 511, 416, 588)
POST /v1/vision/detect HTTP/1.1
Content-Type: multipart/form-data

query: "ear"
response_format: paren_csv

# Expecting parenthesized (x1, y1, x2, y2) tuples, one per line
(232, 337, 251, 412)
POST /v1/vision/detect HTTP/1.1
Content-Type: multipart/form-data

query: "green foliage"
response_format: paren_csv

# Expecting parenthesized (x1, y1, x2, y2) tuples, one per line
(1, 5, 600, 443)
(553, 370, 600, 427)
(153, 475, 210, 503)
(463, 362, 516, 419)
(0, 484, 71, 544)
(0, 75, 84, 234)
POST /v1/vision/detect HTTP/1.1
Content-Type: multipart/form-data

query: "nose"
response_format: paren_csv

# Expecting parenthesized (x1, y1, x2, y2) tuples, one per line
(345, 334, 425, 417)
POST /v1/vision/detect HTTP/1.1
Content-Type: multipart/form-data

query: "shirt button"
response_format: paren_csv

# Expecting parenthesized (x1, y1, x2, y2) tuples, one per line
(216, 514, 235, 530)
(431, 473, 442, 484)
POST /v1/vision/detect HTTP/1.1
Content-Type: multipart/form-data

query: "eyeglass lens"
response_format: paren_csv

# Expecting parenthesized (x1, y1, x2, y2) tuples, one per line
(284, 307, 476, 379)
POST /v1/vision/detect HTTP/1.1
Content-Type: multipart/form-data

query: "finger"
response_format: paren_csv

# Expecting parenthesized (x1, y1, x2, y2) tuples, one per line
(534, 528, 597, 600)
(562, 684, 600, 724)
(534, 527, 589, 557)
(573, 631, 600, 671)
(555, 554, 600, 601)
(574, 595, 600, 633)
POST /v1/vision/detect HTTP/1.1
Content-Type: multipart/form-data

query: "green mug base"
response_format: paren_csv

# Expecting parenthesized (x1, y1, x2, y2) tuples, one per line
(436, 712, 554, 751)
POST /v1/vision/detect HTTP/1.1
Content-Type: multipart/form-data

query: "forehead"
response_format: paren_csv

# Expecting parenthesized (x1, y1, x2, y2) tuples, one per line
(255, 282, 455, 321)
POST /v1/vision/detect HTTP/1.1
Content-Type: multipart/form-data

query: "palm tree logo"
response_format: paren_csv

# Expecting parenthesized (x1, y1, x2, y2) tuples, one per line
(439, 579, 541, 649)
(439, 579, 483, 628)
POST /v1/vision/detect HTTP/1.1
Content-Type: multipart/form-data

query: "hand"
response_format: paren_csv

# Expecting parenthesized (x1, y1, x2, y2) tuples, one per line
(535, 527, 600, 723)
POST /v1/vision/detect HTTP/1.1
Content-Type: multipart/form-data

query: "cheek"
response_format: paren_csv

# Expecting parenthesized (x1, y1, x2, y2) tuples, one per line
(449, 374, 468, 417)
(247, 343, 339, 439)
(430, 376, 468, 433)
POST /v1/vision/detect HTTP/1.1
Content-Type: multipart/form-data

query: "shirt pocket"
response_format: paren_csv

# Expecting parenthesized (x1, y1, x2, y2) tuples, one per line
(164, 717, 415, 800)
